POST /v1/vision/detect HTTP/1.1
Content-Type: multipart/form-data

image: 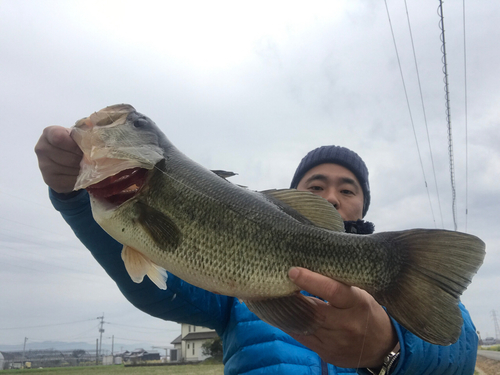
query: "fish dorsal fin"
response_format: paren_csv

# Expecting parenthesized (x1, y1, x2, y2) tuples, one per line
(121, 245, 168, 290)
(261, 189, 344, 232)
(211, 169, 248, 188)
(211, 169, 238, 179)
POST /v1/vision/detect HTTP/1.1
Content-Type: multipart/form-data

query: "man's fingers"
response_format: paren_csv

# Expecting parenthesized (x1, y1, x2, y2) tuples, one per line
(44, 174, 81, 194)
(289, 267, 358, 309)
(38, 158, 81, 177)
(35, 126, 83, 193)
(46, 147, 83, 169)
(45, 126, 82, 155)
(35, 126, 82, 168)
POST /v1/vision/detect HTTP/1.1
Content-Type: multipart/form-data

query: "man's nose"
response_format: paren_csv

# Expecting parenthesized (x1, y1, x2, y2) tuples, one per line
(324, 190, 339, 208)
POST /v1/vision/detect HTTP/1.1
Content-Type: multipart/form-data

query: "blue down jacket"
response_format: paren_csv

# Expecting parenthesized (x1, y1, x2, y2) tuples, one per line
(50, 189, 478, 375)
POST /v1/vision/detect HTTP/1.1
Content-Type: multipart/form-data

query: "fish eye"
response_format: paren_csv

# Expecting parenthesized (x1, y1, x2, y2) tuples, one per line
(133, 118, 149, 128)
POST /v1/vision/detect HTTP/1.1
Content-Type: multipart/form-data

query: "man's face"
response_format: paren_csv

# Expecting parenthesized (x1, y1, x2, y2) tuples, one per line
(296, 163, 364, 221)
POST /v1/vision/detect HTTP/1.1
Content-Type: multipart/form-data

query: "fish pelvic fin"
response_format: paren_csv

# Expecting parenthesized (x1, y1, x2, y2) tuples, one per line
(243, 293, 322, 335)
(372, 229, 485, 345)
(121, 245, 168, 290)
(261, 189, 344, 232)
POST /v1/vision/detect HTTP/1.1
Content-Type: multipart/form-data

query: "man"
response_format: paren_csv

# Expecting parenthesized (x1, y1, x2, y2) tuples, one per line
(35, 127, 478, 374)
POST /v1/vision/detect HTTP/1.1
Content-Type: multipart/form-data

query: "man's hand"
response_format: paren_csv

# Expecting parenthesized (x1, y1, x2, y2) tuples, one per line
(34, 126, 83, 193)
(286, 267, 398, 369)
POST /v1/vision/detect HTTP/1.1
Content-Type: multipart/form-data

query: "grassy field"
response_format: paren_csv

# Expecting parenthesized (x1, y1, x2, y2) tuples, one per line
(479, 344, 500, 351)
(0, 364, 224, 375)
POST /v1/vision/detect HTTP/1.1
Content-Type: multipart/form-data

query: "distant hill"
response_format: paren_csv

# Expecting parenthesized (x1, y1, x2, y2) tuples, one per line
(0, 341, 157, 353)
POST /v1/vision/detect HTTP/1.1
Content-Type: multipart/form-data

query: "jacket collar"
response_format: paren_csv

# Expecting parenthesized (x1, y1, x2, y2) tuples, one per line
(343, 220, 375, 234)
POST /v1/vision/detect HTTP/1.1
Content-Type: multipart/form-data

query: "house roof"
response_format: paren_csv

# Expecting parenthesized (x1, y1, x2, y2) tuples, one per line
(171, 334, 182, 344)
(131, 348, 146, 354)
(182, 331, 218, 341)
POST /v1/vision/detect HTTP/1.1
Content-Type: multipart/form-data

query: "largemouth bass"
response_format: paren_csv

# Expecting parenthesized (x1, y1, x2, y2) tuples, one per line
(70, 104, 485, 346)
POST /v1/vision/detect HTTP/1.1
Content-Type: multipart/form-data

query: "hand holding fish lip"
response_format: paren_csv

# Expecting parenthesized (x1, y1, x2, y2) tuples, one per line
(287, 267, 397, 369)
(35, 125, 83, 194)
(70, 107, 165, 191)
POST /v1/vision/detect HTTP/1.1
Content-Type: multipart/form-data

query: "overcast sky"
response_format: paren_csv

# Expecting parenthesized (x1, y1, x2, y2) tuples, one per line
(1, 0, 499, 351)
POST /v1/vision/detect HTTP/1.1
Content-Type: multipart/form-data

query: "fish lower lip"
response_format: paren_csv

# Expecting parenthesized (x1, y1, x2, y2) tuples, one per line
(86, 168, 148, 205)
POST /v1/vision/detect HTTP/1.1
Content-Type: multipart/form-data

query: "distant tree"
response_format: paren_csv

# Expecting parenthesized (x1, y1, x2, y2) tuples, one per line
(201, 337, 223, 360)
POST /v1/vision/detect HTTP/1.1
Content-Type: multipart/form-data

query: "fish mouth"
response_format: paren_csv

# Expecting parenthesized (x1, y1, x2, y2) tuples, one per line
(86, 167, 149, 206)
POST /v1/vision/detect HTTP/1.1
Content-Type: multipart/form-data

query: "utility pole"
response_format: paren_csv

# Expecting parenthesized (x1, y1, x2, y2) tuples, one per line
(492, 310, 500, 342)
(97, 314, 105, 364)
(23, 337, 28, 365)
(477, 330, 483, 346)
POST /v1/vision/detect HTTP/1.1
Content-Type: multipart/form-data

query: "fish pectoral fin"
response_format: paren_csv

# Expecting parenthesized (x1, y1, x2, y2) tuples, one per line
(243, 293, 322, 335)
(261, 189, 344, 232)
(136, 201, 182, 250)
(121, 245, 168, 290)
(121, 246, 148, 283)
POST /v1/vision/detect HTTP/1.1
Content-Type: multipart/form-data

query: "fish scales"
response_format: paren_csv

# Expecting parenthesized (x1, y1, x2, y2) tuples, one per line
(101, 156, 394, 298)
(160, 158, 394, 295)
(72, 104, 485, 345)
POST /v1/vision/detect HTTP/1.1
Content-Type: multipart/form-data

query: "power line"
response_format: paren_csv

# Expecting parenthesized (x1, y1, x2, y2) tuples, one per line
(112, 336, 160, 343)
(384, 0, 437, 227)
(0, 243, 104, 279)
(0, 318, 96, 331)
(26, 323, 101, 343)
(0, 232, 87, 259)
(0, 216, 81, 242)
(108, 322, 180, 332)
(438, 0, 458, 231)
(492, 310, 500, 341)
(0, 189, 54, 211)
(404, 0, 444, 228)
(463, 0, 469, 232)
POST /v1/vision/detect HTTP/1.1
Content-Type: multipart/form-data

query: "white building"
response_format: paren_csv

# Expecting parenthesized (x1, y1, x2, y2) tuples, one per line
(170, 324, 218, 362)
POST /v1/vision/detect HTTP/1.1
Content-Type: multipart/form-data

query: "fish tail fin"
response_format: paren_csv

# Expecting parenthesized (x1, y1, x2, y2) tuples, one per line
(372, 229, 485, 345)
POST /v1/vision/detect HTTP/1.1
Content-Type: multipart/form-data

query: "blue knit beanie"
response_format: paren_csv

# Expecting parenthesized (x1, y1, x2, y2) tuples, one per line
(290, 145, 370, 217)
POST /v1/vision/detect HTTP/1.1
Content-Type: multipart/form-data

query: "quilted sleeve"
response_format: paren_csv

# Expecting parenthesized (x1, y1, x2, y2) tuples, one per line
(391, 302, 477, 374)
